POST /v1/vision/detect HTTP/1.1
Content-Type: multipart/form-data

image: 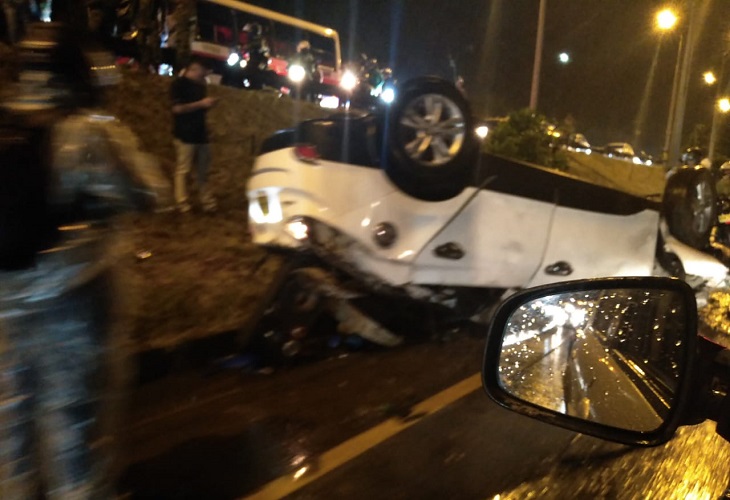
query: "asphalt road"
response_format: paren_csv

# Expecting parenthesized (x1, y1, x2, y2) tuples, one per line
(120, 329, 730, 499)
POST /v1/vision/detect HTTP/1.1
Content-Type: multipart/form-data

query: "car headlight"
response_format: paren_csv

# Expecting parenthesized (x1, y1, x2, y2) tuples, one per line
(380, 87, 395, 104)
(227, 52, 240, 67)
(289, 64, 306, 83)
(475, 125, 489, 139)
(340, 70, 358, 91)
(249, 191, 283, 224)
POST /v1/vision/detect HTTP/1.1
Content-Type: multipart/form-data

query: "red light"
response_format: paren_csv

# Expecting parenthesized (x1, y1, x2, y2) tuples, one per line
(294, 144, 320, 163)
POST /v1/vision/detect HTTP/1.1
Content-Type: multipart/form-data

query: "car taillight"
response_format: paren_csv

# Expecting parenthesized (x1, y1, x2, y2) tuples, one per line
(294, 144, 320, 164)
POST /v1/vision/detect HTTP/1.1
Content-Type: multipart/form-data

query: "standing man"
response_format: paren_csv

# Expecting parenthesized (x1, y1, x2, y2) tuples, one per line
(171, 57, 217, 214)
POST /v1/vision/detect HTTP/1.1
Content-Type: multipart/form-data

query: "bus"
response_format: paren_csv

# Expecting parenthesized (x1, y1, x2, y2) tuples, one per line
(185, 0, 342, 96)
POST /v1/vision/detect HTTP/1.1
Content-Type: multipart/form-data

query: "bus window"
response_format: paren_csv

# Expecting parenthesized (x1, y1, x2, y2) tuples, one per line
(196, 3, 236, 46)
(309, 36, 336, 69)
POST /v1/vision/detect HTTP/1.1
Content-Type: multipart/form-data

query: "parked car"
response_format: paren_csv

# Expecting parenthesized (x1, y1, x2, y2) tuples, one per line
(636, 150, 655, 166)
(244, 77, 727, 357)
(604, 142, 635, 160)
(565, 133, 591, 154)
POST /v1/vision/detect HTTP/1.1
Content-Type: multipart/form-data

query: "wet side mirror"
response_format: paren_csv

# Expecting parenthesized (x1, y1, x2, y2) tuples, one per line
(482, 277, 697, 446)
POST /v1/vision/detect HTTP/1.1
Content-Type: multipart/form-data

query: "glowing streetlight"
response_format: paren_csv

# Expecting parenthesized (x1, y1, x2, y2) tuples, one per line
(558, 52, 570, 64)
(718, 98, 730, 113)
(703, 71, 717, 85)
(656, 8, 678, 32)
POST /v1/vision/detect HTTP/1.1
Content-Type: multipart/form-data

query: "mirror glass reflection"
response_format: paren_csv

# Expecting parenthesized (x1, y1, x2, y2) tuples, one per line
(498, 287, 688, 432)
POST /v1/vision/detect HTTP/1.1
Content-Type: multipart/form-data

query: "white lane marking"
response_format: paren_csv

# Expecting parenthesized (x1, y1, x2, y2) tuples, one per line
(245, 372, 483, 500)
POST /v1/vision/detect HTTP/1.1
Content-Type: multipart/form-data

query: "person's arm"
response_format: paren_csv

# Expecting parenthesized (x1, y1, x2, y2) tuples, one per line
(171, 98, 215, 114)
(171, 79, 217, 114)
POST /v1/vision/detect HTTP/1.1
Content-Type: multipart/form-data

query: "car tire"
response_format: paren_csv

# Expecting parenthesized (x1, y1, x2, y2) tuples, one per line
(385, 77, 477, 201)
(664, 168, 718, 250)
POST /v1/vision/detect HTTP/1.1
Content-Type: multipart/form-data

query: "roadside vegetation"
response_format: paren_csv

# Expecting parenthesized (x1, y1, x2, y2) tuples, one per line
(484, 108, 569, 171)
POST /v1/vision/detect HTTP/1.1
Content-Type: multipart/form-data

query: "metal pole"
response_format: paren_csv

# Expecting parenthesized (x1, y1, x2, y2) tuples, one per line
(529, 0, 547, 110)
(633, 41, 663, 149)
(709, 105, 720, 161)
(708, 36, 730, 161)
(669, 0, 700, 167)
(662, 33, 683, 164)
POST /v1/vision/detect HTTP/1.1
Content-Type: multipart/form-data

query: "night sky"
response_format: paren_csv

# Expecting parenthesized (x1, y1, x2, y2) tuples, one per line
(248, 0, 730, 156)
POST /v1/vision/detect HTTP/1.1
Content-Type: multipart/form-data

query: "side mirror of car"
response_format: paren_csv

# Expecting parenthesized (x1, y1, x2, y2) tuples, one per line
(482, 277, 698, 446)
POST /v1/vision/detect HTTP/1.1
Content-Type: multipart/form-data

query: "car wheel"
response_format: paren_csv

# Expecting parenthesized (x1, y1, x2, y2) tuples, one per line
(664, 168, 718, 250)
(386, 77, 477, 201)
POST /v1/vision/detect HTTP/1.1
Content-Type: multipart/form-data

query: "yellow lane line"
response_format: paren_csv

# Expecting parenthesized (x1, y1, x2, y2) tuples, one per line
(245, 372, 483, 500)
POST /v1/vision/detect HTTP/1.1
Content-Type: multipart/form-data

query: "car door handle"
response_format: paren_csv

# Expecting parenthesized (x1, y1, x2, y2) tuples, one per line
(544, 261, 573, 276)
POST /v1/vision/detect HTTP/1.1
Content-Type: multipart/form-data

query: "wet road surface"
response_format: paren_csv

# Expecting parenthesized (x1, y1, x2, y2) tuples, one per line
(119, 330, 730, 499)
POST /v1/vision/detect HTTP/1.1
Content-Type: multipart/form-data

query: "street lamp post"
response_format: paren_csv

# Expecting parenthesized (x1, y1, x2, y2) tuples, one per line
(656, 7, 681, 164)
(529, 0, 547, 110)
(668, 0, 701, 168)
(710, 97, 730, 160)
(707, 33, 730, 162)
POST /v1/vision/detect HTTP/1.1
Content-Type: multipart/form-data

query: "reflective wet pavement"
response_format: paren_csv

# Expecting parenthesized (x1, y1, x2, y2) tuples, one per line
(120, 325, 730, 499)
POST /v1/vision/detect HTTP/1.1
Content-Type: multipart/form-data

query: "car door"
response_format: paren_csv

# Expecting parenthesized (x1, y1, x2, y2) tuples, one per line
(411, 188, 557, 287)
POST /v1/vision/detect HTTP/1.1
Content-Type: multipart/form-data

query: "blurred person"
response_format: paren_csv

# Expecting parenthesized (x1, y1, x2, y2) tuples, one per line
(242, 21, 268, 71)
(1, 0, 30, 43)
(714, 161, 730, 248)
(0, 21, 169, 499)
(171, 56, 218, 214)
(681, 146, 705, 169)
(667, 147, 707, 179)
(290, 40, 318, 101)
(233, 21, 268, 89)
(717, 161, 730, 199)
(294, 40, 316, 77)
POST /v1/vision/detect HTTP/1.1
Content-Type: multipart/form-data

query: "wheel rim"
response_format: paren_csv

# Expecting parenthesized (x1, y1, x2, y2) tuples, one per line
(399, 93, 466, 167)
(690, 180, 714, 233)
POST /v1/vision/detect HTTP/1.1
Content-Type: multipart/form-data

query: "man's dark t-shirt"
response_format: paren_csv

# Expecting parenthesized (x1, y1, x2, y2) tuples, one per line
(171, 77, 208, 144)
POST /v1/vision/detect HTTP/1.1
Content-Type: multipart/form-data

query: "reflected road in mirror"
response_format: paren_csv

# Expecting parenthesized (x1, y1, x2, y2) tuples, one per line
(498, 288, 688, 432)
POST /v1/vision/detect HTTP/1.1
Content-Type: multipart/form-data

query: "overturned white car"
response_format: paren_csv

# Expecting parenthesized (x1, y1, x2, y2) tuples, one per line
(245, 77, 726, 356)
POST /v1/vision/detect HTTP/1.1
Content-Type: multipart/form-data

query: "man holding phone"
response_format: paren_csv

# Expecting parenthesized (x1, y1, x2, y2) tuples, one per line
(171, 57, 218, 213)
